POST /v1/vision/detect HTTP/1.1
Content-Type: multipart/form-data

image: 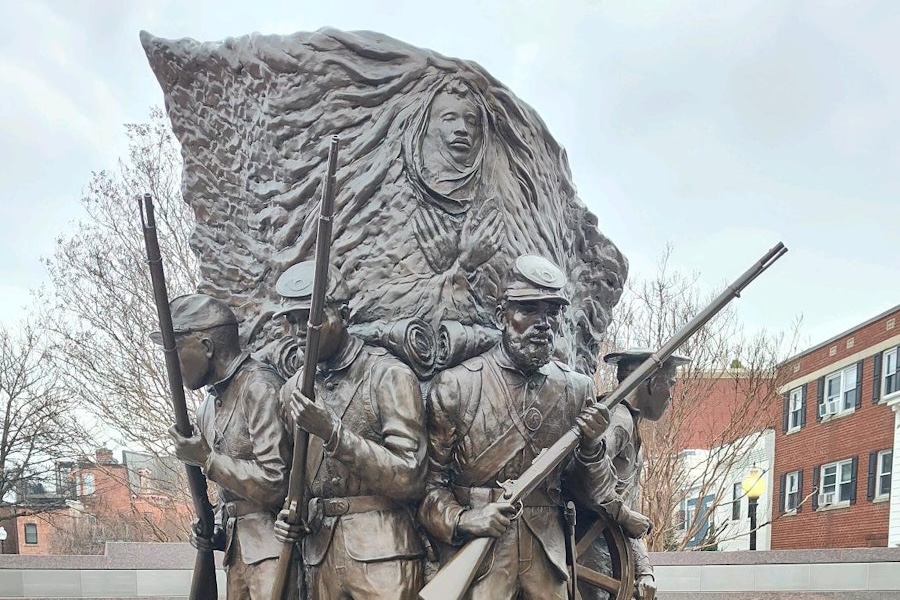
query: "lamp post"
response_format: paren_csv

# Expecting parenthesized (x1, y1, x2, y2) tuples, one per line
(742, 466, 766, 551)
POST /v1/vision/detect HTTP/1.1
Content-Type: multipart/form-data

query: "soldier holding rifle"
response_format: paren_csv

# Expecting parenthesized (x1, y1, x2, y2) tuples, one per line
(160, 294, 292, 600)
(417, 255, 612, 600)
(273, 262, 427, 599)
(571, 349, 690, 600)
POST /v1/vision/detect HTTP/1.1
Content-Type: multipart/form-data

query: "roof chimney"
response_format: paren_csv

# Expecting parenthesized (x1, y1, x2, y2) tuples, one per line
(94, 448, 117, 465)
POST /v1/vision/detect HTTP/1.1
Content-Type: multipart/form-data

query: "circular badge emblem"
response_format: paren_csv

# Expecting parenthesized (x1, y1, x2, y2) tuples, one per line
(524, 407, 543, 432)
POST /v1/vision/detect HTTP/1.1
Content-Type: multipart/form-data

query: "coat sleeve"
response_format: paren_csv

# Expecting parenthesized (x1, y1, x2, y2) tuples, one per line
(204, 371, 291, 511)
(565, 380, 631, 511)
(417, 369, 469, 545)
(327, 359, 427, 503)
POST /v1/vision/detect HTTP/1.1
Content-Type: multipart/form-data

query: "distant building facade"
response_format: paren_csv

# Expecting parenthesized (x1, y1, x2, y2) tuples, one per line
(771, 304, 900, 549)
(0, 448, 191, 554)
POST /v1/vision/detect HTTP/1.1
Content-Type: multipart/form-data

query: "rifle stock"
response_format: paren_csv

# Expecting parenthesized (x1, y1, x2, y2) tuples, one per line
(271, 135, 342, 600)
(420, 242, 788, 600)
(139, 194, 218, 600)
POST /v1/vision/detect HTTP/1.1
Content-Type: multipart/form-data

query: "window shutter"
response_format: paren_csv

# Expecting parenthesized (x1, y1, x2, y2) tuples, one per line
(873, 352, 883, 403)
(796, 469, 804, 513)
(855, 361, 864, 409)
(779, 473, 787, 513)
(800, 383, 808, 427)
(782, 392, 790, 432)
(812, 464, 820, 510)
(850, 456, 859, 504)
(867, 452, 877, 501)
(816, 377, 825, 422)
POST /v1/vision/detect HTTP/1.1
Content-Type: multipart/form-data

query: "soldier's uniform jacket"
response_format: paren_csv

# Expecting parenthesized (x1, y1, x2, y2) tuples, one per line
(596, 396, 653, 578)
(196, 352, 291, 566)
(281, 337, 426, 566)
(419, 344, 608, 578)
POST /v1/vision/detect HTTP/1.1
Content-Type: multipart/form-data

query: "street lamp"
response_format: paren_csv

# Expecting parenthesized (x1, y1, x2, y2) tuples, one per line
(742, 466, 766, 551)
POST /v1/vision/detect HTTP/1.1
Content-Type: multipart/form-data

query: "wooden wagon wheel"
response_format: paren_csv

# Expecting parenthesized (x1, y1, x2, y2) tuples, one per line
(572, 510, 635, 600)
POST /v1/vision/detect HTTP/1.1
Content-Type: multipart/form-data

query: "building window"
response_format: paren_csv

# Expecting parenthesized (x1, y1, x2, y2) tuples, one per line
(684, 494, 715, 548)
(820, 459, 854, 504)
(884, 348, 899, 398)
(24, 523, 38, 544)
(877, 450, 892, 498)
(731, 483, 742, 520)
(785, 471, 800, 511)
(821, 365, 858, 417)
(788, 387, 803, 430)
(81, 473, 95, 496)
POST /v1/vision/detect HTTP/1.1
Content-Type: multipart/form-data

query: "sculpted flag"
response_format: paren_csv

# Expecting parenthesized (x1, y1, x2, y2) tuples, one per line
(141, 27, 626, 377)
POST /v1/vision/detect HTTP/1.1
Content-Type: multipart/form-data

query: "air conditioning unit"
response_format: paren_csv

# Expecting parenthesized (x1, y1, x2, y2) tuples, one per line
(819, 400, 840, 418)
(818, 492, 835, 506)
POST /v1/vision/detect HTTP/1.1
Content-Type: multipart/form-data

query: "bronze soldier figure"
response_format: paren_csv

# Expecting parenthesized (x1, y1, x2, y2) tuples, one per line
(162, 294, 292, 600)
(273, 262, 427, 599)
(418, 255, 611, 600)
(576, 348, 690, 600)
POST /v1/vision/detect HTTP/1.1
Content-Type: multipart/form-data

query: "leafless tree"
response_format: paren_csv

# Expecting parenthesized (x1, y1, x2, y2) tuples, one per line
(40, 108, 199, 454)
(0, 321, 81, 505)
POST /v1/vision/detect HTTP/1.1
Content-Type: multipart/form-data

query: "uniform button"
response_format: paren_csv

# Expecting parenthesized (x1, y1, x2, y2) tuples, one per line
(325, 381, 336, 390)
(528, 381, 537, 389)
(331, 477, 341, 486)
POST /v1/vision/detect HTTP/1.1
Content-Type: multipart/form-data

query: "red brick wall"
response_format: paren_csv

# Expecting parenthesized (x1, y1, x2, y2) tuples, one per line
(673, 372, 777, 450)
(771, 307, 900, 549)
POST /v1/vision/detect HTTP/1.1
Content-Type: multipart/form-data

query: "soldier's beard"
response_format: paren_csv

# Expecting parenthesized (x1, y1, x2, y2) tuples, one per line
(503, 329, 553, 373)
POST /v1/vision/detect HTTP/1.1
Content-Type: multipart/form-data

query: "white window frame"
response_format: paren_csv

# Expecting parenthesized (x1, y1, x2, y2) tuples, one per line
(784, 470, 800, 512)
(788, 387, 803, 431)
(24, 522, 38, 544)
(821, 366, 858, 418)
(877, 450, 892, 498)
(883, 348, 899, 399)
(819, 459, 853, 505)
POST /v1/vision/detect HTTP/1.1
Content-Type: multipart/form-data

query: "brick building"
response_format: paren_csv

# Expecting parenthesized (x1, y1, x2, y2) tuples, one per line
(0, 449, 192, 554)
(771, 304, 900, 549)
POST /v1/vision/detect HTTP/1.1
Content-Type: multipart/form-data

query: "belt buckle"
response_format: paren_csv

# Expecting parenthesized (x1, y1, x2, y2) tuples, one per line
(325, 498, 349, 516)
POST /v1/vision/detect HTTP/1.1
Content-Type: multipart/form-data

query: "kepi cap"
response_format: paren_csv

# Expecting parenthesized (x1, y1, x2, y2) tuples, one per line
(503, 255, 569, 306)
(273, 261, 351, 319)
(149, 294, 239, 345)
(603, 347, 691, 369)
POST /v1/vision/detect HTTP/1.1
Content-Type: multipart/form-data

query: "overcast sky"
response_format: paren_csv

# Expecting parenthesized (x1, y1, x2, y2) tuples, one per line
(0, 0, 897, 349)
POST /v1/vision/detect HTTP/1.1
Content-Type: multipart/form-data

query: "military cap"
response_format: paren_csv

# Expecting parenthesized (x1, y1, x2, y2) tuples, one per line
(603, 347, 691, 370)
(149, 294, 239, 345)
(503, 255, 569, 306)
(273, 260, 351, 318)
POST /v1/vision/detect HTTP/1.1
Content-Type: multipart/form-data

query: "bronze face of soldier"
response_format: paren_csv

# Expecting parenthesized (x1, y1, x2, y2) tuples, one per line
(282, 304, 349, 364)
(610, 352, 688, 422)
(173, 331, 216, 390)
(634, 365, 677, 422)
(150, 294, 242, 391)
(497, 299, 563, 373)
(426, 83, 483, 167)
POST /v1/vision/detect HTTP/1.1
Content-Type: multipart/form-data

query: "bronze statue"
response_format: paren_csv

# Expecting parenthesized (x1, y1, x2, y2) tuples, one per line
(273, 262, 427, 599)
(574, 349, 690, 600)
(417, 255, 611, 599)
(162, 294, 292, 600)
(141, 29, 629, 376)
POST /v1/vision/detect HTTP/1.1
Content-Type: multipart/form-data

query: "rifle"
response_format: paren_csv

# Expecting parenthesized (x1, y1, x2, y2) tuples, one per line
(419, 242, 788, 600)
(139, 194, 218, 600)
(271, 135, 342, 600)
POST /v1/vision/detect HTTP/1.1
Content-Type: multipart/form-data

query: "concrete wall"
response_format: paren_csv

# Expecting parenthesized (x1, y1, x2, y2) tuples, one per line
(1, 543, 900, 599)
(653, 547, 900, 598)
